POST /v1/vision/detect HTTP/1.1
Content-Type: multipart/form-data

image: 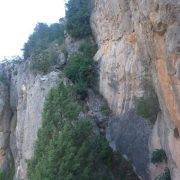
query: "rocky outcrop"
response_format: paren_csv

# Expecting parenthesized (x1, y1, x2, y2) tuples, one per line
(0, 1, 179, 179)
(9, 61, 59, 179)
(0, 35, 87, 179)
(0, 61, 60, 179)
(91, 0, 179, 179)
(0, 65, 13, 178)
(150, 2, 180, 178)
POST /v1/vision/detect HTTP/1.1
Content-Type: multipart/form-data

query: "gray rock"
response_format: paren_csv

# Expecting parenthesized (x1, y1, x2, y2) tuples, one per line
(9, 61, 59, 180)
(91, 0, 180, 179)
(106, 111, 152, 180)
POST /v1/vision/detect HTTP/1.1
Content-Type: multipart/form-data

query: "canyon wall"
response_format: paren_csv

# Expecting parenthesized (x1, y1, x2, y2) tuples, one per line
(0, 64, 13, 178)
(91, 0, 179, 179)
(0, 0, 179, 179)
(0, 61, 60, 179)
(9, 62, 59, 179)
(0, 38, 82, 179)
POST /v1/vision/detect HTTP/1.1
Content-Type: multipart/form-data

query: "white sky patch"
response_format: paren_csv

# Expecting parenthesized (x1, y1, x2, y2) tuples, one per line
(0, 0, 65, 60)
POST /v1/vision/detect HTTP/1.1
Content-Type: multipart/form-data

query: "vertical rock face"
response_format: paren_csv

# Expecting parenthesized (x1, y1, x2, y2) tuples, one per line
(91, 0, 154, 179)
(0, 65, 13, 178)
(0, 1, 179, 179)
(0, 61, 60, 179)
(150, 2, 180, 179)
(91, 0, 179, 179)
(0, 38, 81, 179)
(9, 62, 59, 179)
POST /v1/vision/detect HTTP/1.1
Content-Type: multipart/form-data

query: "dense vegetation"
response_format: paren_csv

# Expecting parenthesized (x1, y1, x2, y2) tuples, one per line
(155, 168, 171, 180)
(27, 83, 136, 180)
(0, 157, 14, 180)
(23, 0, 92, 73)
(66, 0, 92, 38)
(29, 47, 59, 74)
(135, 87, 160, 123)
(100, 104, 111, 116)
(26, 0, 138, 179)
(23, 21, 65, 74)
(64, 40, 97, 99)
(23, 21, 65, 59)
(0, 170, 4, 180)
(0, 74, 6, 83)
(151, 149, 167, 164)
(135, 96, 153, 119)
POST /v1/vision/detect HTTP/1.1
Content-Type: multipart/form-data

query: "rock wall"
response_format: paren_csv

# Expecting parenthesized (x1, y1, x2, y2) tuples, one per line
(91, 0, 179, 179)
(0, 35, 85, 179)
(9, 61, 59, 179)
(0, 61, 60, 179)
(0, 65, 13, 178)
(0, 1, 179, 179)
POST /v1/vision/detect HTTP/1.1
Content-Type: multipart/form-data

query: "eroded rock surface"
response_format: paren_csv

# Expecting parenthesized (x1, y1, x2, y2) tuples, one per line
(0, 61, 60, 180)
(0, 65, 13, 178)
(9, 61, 59, 179)
(0, 1, 179, 180)
(91, 0, 180, 179)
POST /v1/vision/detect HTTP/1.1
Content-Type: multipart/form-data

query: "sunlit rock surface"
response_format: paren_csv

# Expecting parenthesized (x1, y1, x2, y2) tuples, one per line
(91, 0, 180, 179)
(0, 1, 179, 179)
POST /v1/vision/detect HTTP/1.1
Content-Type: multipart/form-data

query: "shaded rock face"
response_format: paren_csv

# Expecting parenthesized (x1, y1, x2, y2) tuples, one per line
(64, 35, 83, 56)
(0, 1, 178, 179)
(106, 111, 152, 179)
(0, 61, 60, 180)
(91, 0, 180, 179)
(9, 62, 59, 179)
(0, 66, 13, 177)
(0, 37, 82, 179)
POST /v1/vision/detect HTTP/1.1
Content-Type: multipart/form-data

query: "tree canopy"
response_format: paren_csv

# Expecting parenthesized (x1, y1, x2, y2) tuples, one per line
(66, 0, 92, 38)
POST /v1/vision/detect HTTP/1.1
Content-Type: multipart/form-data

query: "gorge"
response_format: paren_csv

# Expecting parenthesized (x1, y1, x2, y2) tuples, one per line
(0, 0, 179, 179)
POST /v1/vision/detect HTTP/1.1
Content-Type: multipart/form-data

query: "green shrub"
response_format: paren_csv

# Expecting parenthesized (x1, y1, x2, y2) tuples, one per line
(151, 149, 167, 164)
(27, 83, 82, 178)
(23, 23, 50, 59)
(101, 104, 111, 116)
(23, 22, 64, 59)
(79, 40, 98, 58)
(64, 53, 93, 84)
(64, 41, 97, 99)
(30, 49, 58, 74)
(66, 0, 92, 38)
(155, 168, 171, 180)
(135, 97, 152, 118)
(49, 23, 65, 44)
(28, 119, 120, 180)
(135, 91, 159, 121)
(0, 170, 5, 180)
(74, 80, 88, 100)
(27, 83, 137, 180)
(0, 75, 6, 83)
(49, 120, 116, 179)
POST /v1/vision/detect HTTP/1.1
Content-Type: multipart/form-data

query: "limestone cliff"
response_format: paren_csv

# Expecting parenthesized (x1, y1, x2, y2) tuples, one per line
(0, 37, 85, 179)
(0, 0, 179, 180)
(91, 0, 179, 179)
(0, 61, 60, 179)
(10, 62, 59, 179)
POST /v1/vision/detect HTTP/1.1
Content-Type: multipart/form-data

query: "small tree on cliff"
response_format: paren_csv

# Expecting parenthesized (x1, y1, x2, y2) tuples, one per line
(65, 0, 92, 38)
(23, 22, 65, 59)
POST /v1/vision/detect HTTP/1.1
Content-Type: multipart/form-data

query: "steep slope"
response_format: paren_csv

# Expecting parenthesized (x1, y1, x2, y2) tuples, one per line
(0, 0, 179, 179)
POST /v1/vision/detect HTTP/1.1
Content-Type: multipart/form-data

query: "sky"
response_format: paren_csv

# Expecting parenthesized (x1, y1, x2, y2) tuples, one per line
(0, 0, 65, 60)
